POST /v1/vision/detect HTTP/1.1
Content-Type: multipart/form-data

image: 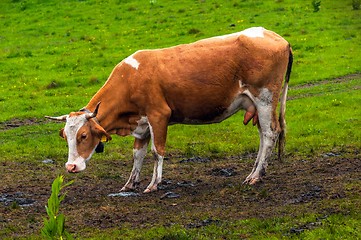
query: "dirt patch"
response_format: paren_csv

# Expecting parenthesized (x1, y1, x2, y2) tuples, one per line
(1, 149, 360, 237)
(0, 118, 48, 131)
(288, 72, 361, 100)
(290, 73, 360, 90)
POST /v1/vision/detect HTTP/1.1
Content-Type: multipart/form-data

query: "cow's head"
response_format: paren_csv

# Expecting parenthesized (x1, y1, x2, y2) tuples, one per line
(46, 102, 112, 173)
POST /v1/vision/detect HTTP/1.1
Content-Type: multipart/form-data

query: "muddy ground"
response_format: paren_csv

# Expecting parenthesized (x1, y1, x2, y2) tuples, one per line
(1, 148, 360, 238)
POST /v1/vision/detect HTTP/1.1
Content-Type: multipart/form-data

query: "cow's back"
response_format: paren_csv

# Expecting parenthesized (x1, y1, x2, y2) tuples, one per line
(123, 27, 290, 122)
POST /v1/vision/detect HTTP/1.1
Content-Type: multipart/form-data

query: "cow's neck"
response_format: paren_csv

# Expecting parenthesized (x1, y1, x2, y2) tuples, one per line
(85, 75, 137, 133)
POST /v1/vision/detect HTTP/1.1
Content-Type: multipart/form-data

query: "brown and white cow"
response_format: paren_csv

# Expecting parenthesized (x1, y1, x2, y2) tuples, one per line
(47, 27, 293, 193)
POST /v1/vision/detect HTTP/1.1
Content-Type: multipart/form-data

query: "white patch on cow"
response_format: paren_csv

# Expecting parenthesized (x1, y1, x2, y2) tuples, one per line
(240, 27, 265, 38)
(131, 142, 148, 179)
(246, 87, 277, 182)
(239, 81, 244, 89)
(213, 32, 243, 40)
(124, 53, 140, 70)
(148, 123, 157, 154)
(131, 116, 150, 139)
(121, 141, 148, 191)
(254, 88, 274, 141)
(133, 143, 148, 163)
(210, 27, 265, 41)
(255, 88, 273, 107)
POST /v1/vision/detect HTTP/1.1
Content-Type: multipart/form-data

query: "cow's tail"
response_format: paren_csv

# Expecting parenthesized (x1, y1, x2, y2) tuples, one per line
(278, 46, 293, 161)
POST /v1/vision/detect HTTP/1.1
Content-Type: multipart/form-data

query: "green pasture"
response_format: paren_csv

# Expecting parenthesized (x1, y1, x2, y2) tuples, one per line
(0, 0, 360, 239)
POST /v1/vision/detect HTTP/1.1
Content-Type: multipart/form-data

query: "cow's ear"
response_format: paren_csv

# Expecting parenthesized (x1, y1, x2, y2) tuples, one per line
(59, 128, 65, 138)
(92, 123, 112, 142)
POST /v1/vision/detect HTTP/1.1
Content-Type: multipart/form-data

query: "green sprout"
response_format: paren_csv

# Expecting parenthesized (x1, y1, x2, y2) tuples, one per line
(41, 175, 74, 240)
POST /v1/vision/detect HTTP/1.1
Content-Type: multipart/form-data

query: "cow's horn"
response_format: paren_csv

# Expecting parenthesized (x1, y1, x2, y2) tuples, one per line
(86, 102, 101, 119)
(45, 115, 68, 121)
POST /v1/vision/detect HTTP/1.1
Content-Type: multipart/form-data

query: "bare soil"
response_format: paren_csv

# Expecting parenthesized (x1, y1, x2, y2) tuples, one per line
(1, 148, 360, 238)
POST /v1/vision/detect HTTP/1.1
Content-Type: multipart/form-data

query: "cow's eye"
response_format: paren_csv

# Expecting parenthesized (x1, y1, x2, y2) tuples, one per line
(81, 133, 87, 139)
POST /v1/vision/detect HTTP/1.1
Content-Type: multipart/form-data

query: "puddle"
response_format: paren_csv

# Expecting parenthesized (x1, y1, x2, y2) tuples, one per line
(157, 179, 175, 190)
(160, 191, 180, 199)
(211, 168, 237, 177)
(287, 185, 323, 204)
(108, 192, 140, 197)
(0, 193, 36, 207)
(187, 218, 221, 228)
(179, 156, 210, 164)
(322, 152, 341, 158)
(177, 180, 195, 187)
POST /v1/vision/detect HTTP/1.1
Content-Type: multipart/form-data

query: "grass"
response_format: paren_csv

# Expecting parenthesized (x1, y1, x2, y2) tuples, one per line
(0, 0, 360, 239)
(62, 213, 361, 239)
(0, 0, 360, 121)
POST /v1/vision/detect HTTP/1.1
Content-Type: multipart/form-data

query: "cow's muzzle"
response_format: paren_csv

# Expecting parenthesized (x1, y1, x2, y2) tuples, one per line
(66, 164, 78, 173)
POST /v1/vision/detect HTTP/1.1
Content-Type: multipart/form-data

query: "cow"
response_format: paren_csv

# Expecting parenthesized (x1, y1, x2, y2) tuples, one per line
(47, 27, 293, 193)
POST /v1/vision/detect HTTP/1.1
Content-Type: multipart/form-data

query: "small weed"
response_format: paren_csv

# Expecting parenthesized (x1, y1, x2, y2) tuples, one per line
(331, 99, 342, 106)
(312, 0, 321, 12)
(352, 0, 360, 10)
(46, 81, 62, 89)
(188, 28, 201, 35)
(89, 76, 100, 85)
(41, 175, 74, 240)
(161, 230, 190, 240)
(10, 201, 20, 210)
(178, 8, 186, 13)
(258, 189, 269, 199)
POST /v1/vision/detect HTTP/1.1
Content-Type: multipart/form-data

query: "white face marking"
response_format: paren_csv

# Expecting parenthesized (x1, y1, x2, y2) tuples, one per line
(240, 27, 265, 38)
(64, 114, 95, 171)
(124, 53, 140, 70)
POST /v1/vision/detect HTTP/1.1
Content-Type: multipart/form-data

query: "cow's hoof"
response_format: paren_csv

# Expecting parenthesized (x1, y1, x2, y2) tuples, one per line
(120, 181, 140, 192)
(120, 186, 134, 192)
(143, 188, 151, 193)
(249, 178, 260, 185)
(243, 177, 261, 185)
(143, 186, 158, 193)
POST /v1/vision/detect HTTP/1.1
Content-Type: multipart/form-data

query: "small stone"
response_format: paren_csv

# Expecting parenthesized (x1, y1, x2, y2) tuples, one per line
(42, 159, 55, 164)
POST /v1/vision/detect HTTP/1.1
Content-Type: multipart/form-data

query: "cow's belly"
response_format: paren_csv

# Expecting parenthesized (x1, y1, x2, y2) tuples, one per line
(169, 93, 255, 125)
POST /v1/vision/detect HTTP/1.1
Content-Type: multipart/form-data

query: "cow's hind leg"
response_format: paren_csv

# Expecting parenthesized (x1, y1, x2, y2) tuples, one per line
(121, 137, 150, 191)
(244, 90, 280, 185)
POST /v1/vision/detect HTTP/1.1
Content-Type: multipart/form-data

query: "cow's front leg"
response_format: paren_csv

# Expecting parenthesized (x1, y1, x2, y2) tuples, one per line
(121, 137, 150, 192)
(144, 152, 164, 193)
(143, 111, 170, 193)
